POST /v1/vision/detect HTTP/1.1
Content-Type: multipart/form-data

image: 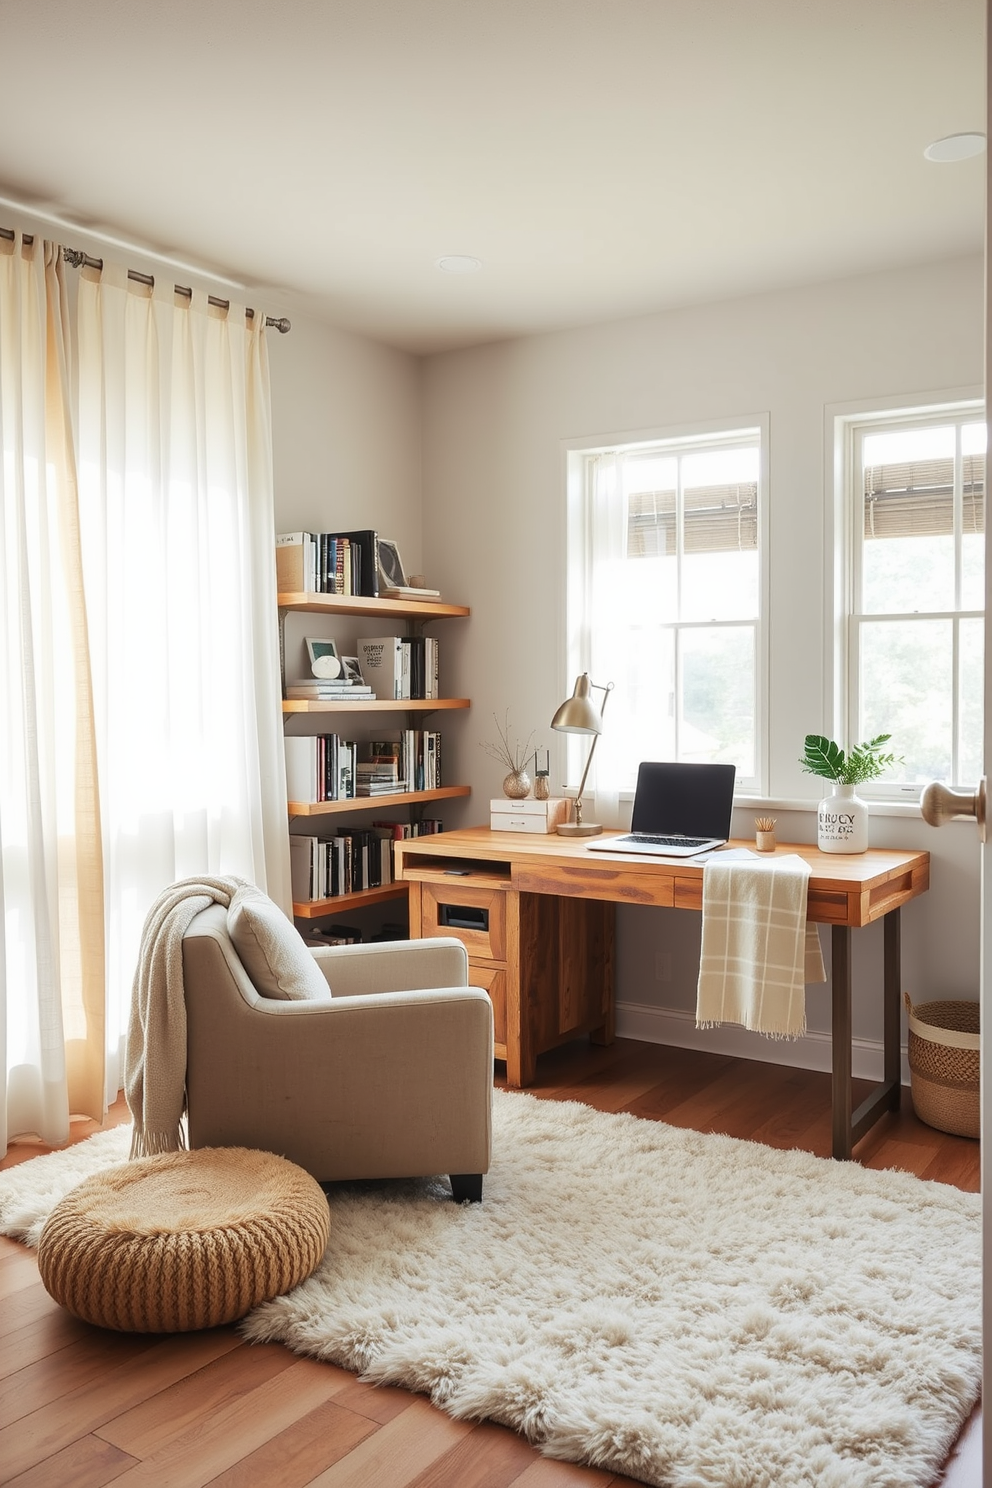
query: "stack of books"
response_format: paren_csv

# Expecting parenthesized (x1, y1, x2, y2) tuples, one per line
(285, 735, 356, 802)
(290, 819, 446, 905)
(355, 766, 407, 796)
(356, 636, 440, 700)
(285, 679, 375, 701)
(276, 530, 381, 597)
(290, 827, 396, 901)
(356, 739, 405, 796)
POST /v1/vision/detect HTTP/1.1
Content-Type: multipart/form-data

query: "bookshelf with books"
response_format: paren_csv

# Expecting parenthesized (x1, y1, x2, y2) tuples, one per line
(278, 580, 471, 925)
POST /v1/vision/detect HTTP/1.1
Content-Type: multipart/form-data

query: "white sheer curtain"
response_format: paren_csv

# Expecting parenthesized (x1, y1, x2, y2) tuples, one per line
(0, 237, 106, 1147)
(1, 240, 289, 1146)
(74, 264, 290, 1105)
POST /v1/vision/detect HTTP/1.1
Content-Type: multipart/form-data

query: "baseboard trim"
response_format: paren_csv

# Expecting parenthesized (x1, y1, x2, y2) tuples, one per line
(616, 1001, 911, 1086)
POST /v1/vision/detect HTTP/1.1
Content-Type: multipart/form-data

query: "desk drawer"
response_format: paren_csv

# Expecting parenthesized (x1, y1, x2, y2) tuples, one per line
(420, 882, 506, 961)
(468, 962, 506, 1049)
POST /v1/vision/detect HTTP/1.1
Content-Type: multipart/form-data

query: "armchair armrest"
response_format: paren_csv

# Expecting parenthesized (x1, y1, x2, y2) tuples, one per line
(309, 936, 469, 997)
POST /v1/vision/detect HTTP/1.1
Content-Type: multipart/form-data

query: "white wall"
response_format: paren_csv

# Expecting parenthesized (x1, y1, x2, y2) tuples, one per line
(421, 255, 984, 1062)
(269, 312, 422, 553)
(268, 310, 423, 689)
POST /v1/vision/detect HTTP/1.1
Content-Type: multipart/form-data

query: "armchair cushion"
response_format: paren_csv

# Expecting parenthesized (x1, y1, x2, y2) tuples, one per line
(227, 884, 328, 1002)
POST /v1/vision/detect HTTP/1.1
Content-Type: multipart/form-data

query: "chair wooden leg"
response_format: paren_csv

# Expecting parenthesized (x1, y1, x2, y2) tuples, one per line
(450, 1173, 483, 1203)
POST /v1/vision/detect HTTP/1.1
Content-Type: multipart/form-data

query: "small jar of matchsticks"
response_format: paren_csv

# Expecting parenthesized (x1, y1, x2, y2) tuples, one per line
(754, 816, 777, 852)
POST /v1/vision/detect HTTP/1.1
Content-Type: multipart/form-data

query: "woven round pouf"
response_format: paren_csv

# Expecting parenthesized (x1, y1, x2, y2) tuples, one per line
(36, 1147, 330, 1332)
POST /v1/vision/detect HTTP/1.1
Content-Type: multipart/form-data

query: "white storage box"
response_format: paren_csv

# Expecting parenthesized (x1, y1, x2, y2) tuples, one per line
(490, 797, 571, 832)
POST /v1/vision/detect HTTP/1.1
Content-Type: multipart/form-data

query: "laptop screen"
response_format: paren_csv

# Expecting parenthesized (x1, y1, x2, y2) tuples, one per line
(629, 761, 737, 838)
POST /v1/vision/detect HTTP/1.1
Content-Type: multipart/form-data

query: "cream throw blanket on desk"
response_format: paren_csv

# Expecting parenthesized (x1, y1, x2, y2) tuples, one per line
(125, 875, 245, 1157)
(696, 855, 826, 1039)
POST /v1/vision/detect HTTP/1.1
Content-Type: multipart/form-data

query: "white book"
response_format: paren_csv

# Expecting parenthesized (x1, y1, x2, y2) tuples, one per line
(284, 736, 318, 803)
(356, 636, 404, 700)
(289, 835, 316, 901)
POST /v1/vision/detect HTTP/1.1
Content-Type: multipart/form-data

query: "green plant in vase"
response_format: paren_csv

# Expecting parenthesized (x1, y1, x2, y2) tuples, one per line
(800, 733, 901, 854)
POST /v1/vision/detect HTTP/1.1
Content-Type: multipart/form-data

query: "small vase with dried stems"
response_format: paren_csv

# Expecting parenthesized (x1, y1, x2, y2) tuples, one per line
(481, 712, 538, 799)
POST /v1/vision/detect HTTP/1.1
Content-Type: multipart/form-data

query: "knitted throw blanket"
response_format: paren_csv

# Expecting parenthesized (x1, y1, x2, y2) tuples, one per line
(124, 875, 246, 1157)
(695, 855, 825, 1039)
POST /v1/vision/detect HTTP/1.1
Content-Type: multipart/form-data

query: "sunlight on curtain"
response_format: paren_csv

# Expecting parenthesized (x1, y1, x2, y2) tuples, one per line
(0, 237, 106, 1147)
(75, 266, 289, 1102)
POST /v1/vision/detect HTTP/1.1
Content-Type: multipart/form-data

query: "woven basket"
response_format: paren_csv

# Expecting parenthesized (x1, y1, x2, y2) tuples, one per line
(905, 996, 980, 1140)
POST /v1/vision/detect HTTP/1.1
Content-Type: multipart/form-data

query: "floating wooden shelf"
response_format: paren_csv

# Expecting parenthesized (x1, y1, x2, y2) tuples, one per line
(288, 785, 472, 818)
(283, 697, 471, 715)
(278, 592, 470, 620)
(293, 882, 409, 919)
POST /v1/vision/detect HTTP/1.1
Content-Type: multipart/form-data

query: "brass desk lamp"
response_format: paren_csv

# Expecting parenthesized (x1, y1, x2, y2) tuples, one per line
(551, 673, 614, 836)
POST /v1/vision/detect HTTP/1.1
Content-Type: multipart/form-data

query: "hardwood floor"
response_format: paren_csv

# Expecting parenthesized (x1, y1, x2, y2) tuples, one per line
(0, 1038, 981, 1487)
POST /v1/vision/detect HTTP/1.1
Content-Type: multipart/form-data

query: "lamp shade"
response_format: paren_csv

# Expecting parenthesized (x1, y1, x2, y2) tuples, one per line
(551, 674, 603, 735)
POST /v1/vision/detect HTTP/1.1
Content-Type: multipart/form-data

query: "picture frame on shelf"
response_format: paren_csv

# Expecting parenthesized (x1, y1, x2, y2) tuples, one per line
(378, 539, 407, 591)
(305, 636, 341, 680)
(341, 655, 366, 684)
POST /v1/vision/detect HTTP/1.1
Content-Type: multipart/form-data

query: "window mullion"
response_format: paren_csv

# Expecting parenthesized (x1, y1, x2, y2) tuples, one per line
(953, 421, 964, 611)
(849, 614, 862, 752)
(951, 615, 961, 785)
(675, 455, 685, 759)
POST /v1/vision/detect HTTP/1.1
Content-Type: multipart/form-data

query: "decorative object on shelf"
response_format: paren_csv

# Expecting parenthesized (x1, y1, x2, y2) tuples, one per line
(550, 674, 615, 837)
(800, 733, 900, 855)
(481, 712, 537, 800)
(533, 748, 551, 800)
(400, 573, 442, 598)
(754, 816, 776, 852)
(305, 636, 341, 679)
(377, 539, 407, 590)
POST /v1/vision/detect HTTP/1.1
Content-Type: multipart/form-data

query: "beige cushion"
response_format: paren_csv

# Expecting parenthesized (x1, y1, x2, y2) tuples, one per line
(227, 885, 330, 1000)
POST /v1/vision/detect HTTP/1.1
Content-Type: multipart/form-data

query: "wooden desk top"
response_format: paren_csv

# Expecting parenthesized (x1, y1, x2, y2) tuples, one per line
(394, 827, 930, 929)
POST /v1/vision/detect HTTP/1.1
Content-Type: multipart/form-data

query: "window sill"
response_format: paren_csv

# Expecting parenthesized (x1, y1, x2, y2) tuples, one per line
(734, 793, 927, 820)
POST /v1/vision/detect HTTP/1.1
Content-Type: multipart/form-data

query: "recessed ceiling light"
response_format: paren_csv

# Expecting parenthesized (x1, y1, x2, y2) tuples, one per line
(924, 133, 986, 163)
(435, 255, 482, 274)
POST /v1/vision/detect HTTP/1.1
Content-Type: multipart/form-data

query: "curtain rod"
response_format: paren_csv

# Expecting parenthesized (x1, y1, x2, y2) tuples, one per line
(0, 228, 291, 333)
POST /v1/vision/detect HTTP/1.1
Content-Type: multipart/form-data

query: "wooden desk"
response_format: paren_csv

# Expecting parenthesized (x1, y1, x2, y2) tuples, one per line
(394, 828, 930, 1161)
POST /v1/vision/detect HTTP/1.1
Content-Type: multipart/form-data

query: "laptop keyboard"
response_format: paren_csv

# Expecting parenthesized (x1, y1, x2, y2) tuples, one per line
(629, 833, 710, 848)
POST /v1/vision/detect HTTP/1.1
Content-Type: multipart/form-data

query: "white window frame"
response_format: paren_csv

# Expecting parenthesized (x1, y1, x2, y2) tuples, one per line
(563, 414, 769, 799)
(830, 390, 984, 800)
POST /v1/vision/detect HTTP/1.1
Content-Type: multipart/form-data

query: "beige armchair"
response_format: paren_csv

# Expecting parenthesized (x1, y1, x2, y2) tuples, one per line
(181, 903, 493, 1200)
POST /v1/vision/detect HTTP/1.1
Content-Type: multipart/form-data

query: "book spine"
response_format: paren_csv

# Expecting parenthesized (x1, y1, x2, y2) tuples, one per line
(275, 533, 316, 595)
(284, 736, 318, 802)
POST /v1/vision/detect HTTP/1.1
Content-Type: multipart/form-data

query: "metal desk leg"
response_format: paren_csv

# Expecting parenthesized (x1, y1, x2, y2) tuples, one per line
(882, 909, 903, 1096)
(831, 925, 854, 1160)
(834, 908, 903, 1161)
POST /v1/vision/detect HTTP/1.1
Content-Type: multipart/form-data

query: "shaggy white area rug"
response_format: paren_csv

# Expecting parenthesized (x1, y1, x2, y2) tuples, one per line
(0, 1092, 981, 1488)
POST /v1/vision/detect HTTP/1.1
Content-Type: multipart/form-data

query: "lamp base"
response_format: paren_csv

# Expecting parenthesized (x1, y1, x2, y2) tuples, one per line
(555, 820, 603, 837)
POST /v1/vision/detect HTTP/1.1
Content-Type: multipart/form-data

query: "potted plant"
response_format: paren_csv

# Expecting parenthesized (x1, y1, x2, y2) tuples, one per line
(800, 734, 900, 853)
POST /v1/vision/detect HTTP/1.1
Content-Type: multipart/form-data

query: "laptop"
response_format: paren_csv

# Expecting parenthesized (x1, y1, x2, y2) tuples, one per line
(586, 761, 737, 858)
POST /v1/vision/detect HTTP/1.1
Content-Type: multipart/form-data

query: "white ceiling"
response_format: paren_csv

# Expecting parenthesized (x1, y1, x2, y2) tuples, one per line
(0, 0, 984, 353)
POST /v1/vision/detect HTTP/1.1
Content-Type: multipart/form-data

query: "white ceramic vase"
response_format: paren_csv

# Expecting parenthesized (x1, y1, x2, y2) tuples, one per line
(817, 782, 869, 854)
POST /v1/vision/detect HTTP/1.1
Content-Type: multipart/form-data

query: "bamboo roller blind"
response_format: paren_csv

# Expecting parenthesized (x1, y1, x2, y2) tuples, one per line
(863, 454, 985, 539)
(627, 482, 758, 557)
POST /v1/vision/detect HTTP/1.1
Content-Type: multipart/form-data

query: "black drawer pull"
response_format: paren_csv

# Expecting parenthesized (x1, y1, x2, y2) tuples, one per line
(439, 904, 489, 932)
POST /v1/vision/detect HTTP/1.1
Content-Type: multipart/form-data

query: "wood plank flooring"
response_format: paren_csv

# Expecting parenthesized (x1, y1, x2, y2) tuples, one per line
(0, 1038, 981, 1487)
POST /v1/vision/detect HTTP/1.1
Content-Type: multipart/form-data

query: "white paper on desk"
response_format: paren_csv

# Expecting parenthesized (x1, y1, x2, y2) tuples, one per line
(687, 846, 758, 862)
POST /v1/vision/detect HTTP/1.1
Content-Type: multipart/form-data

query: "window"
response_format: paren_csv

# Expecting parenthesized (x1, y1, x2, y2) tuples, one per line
(566, 421, 765, 795)
(845, 403, 985, 792)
